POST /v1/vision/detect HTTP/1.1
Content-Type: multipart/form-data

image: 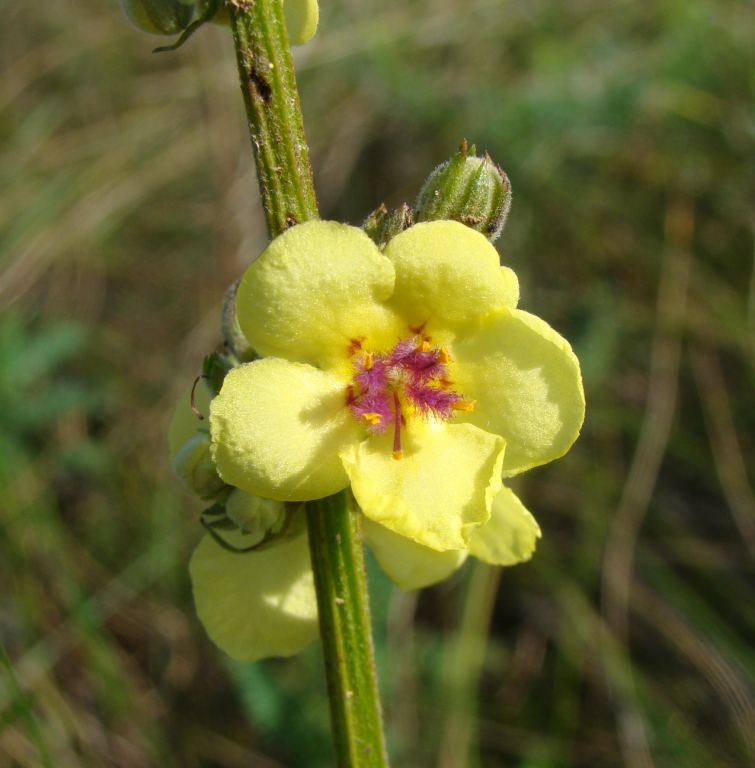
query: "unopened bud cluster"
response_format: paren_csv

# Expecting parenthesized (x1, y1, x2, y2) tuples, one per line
(415, 140, 511, 242)
(362, 140, 512, 249)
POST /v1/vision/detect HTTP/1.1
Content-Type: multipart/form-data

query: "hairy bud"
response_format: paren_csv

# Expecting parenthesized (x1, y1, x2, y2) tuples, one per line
(119, 0, 196, 35)
(415, 140, 512, 242)
(172, 432, 226, 500)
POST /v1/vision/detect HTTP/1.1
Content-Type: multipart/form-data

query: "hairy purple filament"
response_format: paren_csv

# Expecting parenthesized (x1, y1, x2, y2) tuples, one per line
(348, 335, 469, 456)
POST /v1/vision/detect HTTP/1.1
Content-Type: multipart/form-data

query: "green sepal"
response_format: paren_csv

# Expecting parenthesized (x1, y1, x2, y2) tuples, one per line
(202, 352, 235, 397)
(362, 202, 414, 248)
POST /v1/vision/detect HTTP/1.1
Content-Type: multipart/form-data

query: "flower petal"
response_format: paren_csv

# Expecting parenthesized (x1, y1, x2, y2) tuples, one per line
(190, 533, 319, 663)
(236, 221, 401, 372)
(467, 486, 541, 565)
(452, 308, 585, 476)
(285, 0, 319, 45)
(340, 421, 505, 551)
(500, 266, 520, 309)
(383, 221, 515, 335)
(362, 516, 467, 591)
(211, 358, 360, 500)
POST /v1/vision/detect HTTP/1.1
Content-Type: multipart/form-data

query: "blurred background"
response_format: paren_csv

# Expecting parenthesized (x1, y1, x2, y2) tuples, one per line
(2, 0, 754, 765)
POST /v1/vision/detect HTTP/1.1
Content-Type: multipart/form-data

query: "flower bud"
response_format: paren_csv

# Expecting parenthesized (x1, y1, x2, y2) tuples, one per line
(414, 140, 512, 242)
(221, 280, 257, 362)
(172, 432, 226, 500)
(362, 202, 414, 248)
(119, 0, 196, 36)
(225, 490, 285, 538)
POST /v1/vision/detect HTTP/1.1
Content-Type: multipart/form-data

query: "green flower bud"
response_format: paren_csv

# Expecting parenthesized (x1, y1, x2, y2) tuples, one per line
(172, 432, 226, 500)
(414, 140, 512, 242)
(221, 280, 257, 362)
(119, 0, 197, 35)
(362, 202, 414, 248)
(225, 490, 285, 537)
(200, 494, 307, 553)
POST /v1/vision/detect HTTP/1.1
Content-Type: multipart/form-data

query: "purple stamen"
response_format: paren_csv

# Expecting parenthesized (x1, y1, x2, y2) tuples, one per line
(347, 334, 468, 444)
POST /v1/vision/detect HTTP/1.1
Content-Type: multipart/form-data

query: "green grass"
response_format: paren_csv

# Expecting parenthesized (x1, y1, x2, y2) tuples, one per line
(2, 0, 755, 765)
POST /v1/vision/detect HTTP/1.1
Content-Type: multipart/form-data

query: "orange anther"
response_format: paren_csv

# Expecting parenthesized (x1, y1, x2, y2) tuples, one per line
(452, 399, 476, 412)
(438, 347, 453, 364)
(392, 451, 404, 461)
(364, 351, 374, 370)
(361, 412, 382, 426)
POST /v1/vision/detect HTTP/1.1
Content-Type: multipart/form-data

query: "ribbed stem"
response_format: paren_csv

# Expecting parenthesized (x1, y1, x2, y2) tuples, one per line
(227, 3, 388, 764)
(228, 0, 318, 237)
(306, 491, 390, 768)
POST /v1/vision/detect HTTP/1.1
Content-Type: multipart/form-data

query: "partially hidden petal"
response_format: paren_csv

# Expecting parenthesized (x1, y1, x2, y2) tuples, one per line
(190, 533, 319, 663)
(383, 221, 515, 336)
(453, 308, 585, 477)
(211, 358, 360, 500)
(468, 486, 541, 566)
(168, 380, 212, 461)
(500, 266, 519, 309)
(362, 516, 467, 591)
(285, 0, 319, 45)
(236, 221, 401, 372)
(341, 422, 505, 551)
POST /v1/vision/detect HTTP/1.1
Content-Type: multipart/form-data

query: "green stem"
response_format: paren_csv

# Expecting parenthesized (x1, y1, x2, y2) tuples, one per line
(227, 3, 388, 764)
(306, 491, 390, 768)
(228, 0, 318, 238)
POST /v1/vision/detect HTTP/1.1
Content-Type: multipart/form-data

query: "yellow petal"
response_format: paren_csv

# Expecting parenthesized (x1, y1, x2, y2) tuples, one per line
(362, 517, 467, 591)
(285, 0, 319, 45)
(383, 221, 515, 336)
(467, 486, 541, 565)
(168, 380, 212, 461)
(340, 421, 505, 551)
(190, 533, 319, 663)
(210, 359, 361, 500)
(452, 308, 585, 477)
(500, 266, 520, 309)
(236, 221, 401, 373)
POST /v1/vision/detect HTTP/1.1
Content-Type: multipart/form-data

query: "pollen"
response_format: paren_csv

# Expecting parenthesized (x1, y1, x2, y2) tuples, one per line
(452, 399, 476, 412)
(361, 412, 383, 426)
(392, 450, 403, 461)
(438, 347, 453, 364)
(418, 339, 431, 352)
(363, 351, 374, 370)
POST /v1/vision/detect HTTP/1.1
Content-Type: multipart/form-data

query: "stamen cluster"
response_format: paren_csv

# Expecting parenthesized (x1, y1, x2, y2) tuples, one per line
(347, 336, 467, 435)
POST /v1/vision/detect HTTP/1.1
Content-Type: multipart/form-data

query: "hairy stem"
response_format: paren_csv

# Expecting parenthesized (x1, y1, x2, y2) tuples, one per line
(307, 492, 390, 767)
(228, 0, 318, 238)
(227, 3, 388, 764)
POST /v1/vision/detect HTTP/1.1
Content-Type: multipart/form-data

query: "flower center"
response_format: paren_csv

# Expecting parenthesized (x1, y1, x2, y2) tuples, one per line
(346, 335, 475, 460)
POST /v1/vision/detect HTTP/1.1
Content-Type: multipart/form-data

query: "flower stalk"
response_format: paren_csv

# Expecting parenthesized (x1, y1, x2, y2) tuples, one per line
(227, 2, 389, 764)
(227, 0, 318, 238)
(306, 492, 390, 767)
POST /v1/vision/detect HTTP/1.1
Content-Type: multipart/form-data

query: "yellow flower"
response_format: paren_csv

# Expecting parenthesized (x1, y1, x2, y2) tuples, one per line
(180, 219, 584, 661)
(211, 220, 583, 550)
(170, 382, 321, 663)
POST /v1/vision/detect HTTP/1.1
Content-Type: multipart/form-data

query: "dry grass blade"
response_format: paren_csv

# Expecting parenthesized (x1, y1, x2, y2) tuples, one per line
(690, 345, 755, 563)
(601, 199, 694, 768)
